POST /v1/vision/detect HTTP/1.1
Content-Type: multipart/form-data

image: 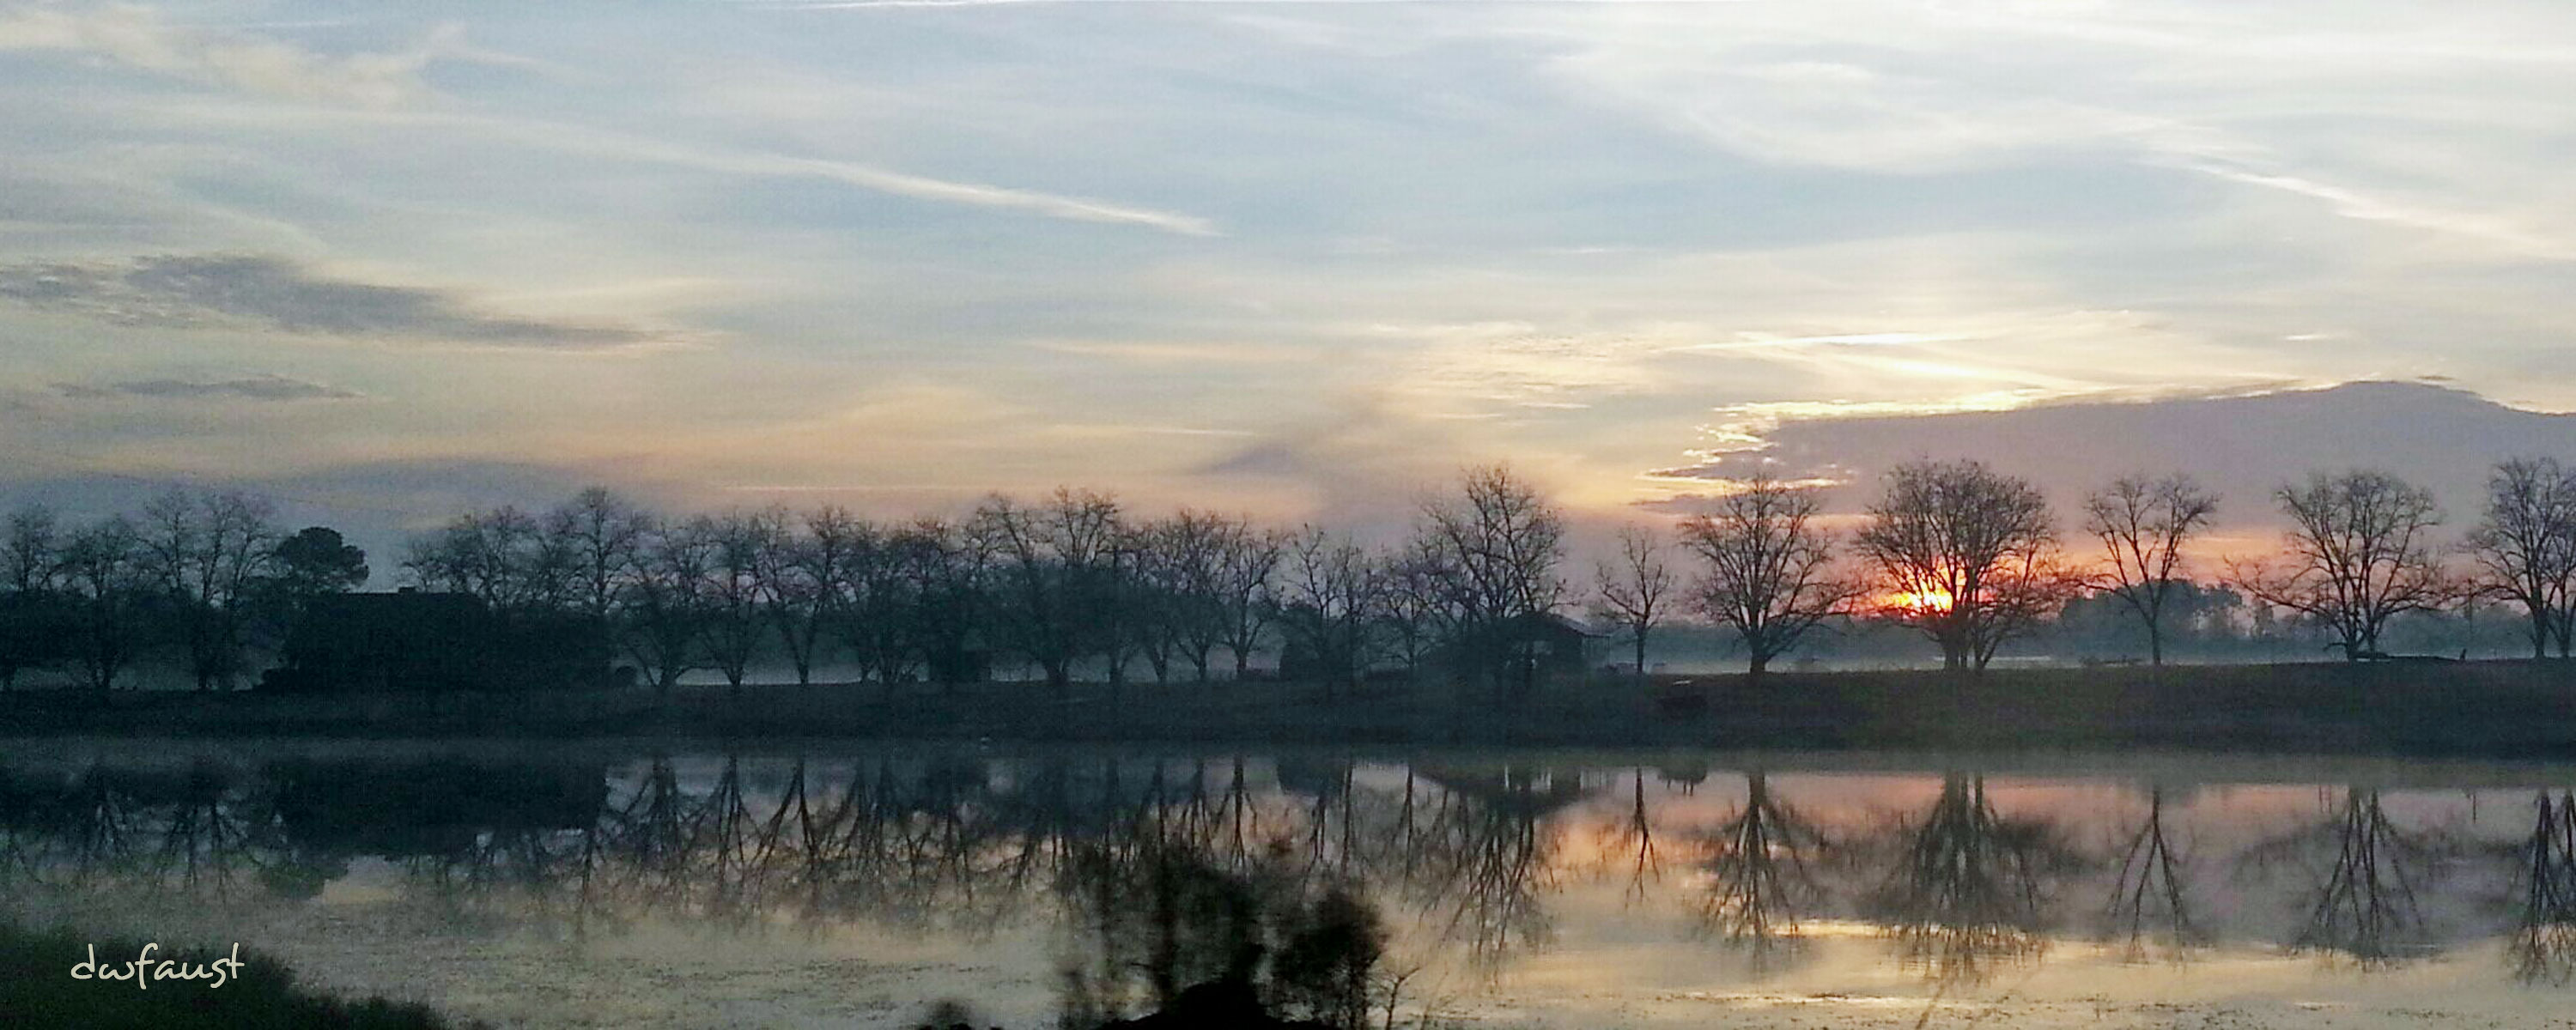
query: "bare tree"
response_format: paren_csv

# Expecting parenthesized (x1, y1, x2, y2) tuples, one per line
(1413, 465, 1567, 697)
(1212, 519, 1288, 682)
(2466, 457, 2576, 659)
(544, 488, 649, 639)
(701, 510, 781, 693)
(976, 488, 1123, 692)
(2231, 470, 2451, 661)
(902, 518, 988, 692)
(404, 506, 553, 613)
(1376, 545, 1447, 685)
(1680, 476, 1859, 676)
(3, 504, 59, 593)
(1273, 527, 1384, 700)
(59, 516, 151, 697)
(1, 504, 67, 690)
(138, 490, 281, 690)
(618, 517, 714, 694)
(772, 506, 861, 686)
(1856, 459, 2068, 672)
(2082, 474, 2219, 666)
(1590, 525, 1675, 682)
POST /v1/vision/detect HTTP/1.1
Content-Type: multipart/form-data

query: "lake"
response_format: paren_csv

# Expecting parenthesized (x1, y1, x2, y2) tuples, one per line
(4, 740, 2575, 1028)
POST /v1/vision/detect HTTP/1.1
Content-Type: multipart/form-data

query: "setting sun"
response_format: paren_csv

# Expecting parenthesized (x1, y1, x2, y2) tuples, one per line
(1883, 588, 1956, 614)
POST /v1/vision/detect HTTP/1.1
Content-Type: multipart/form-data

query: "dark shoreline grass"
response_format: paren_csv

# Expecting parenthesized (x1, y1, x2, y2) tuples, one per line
(0, 922, 473, 1030)
(5, 661, 2576, 758)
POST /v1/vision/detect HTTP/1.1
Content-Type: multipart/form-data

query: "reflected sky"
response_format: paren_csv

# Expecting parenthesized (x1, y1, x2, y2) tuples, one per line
(4, 742, 2575, 1028)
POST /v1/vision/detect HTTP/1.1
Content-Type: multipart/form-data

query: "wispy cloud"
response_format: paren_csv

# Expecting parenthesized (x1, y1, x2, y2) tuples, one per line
(0, 4, 477, 107)
(54, 373, 364, 403)
(0, 254, 667, 349)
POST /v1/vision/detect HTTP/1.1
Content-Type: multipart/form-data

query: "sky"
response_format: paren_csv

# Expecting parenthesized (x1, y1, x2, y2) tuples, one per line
(5, 0, 2576, 558)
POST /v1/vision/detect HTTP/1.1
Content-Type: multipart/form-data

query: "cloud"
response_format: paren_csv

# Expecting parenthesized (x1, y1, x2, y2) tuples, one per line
(53, 374, 363, 403)
(0, 254, 665, 349)
(0, 4, 476, 107)
(1634, 381, 2576, 536)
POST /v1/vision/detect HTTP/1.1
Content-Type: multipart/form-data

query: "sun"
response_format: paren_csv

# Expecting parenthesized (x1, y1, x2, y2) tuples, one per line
(1882, 588, 1955, 614)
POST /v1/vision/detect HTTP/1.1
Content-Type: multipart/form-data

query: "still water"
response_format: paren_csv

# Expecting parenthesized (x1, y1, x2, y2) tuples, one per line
(5, 740, 2575, 1028)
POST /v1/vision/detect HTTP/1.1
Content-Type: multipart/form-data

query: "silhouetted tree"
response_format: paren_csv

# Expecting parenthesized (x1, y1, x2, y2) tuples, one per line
(1857, 460, 2069, 671)
(2083, 474, 2218, 666)
(544, 487, 650, 627)
(778, 506, 863, 685)
(2465, 458, 2576, 659)
(1680, 476, 1858, 675)
(267, 526, 368, 600)
(701, 511, 777, 693)
(979, 489, 1123, 693)
(0, 504, 69, 690)
(1590, 524, 1675, 682)
(2232, 470, 2451, 661)
(58, 517, 153, 697)
(903, 518, 989, 692)
(1210, 518, 1287, 682)
(1273, 528, 1382, 700)
(1412, 465, 1566, 698)
(617, 518, 713, 694)
(139, 489, 281, 689)
(1376, 545, 1446, 684)
(404, 506, 556, 613)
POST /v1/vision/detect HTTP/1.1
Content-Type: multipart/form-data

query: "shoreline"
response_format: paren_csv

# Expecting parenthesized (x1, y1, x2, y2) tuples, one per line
(4, 660, 2575, 758)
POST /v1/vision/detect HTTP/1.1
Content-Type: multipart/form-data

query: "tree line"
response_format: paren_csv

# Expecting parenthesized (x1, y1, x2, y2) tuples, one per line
(6, 454, 2576, 694)
(0, 494, 366, 694)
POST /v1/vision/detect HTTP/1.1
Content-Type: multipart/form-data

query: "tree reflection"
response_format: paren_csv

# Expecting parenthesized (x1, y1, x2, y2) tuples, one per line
(1692, 772, 1828, 969)
(1863, 775, 2078, 984)
(1404, 764, 1583, 970)
(2511, 791, 2576, 985)
(2243, 787, 2445, 965)
(2101, 785, 2202, 960)
(1593, 768, 1662, 906)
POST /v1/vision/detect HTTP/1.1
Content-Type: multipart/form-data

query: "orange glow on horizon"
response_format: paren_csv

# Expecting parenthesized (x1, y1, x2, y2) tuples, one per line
(1880, 587, 1955, 614)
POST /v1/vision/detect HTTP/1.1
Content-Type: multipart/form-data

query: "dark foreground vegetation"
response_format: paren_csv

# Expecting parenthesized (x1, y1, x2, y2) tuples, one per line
(0, 922, 472, 1030)
(9, 662, 2576, 756)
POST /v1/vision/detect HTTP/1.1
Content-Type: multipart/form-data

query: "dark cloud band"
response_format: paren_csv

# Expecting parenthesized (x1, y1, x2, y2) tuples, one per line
(54, 375, 363, 403)
(0, 253, 659, 349)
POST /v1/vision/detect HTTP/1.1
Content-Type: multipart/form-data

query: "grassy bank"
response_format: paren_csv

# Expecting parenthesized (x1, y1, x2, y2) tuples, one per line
(5, 661, 2576, 757)
(0, 922, 472, 1030)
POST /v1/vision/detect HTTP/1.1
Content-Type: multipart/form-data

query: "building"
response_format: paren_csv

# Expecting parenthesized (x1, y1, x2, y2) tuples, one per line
(262, 589, 613, 693)
(1496, 611, 1605, 680)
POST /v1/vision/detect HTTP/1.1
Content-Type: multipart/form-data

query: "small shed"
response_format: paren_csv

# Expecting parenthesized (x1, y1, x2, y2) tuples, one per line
(1497, 611, 1605, 679)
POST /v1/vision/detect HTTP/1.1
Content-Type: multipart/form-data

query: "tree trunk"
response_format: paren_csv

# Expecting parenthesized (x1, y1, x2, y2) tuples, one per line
(1748, 651, 1771, 676)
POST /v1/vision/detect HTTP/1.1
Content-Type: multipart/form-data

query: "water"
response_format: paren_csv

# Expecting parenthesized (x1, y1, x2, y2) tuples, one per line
(5, 740, 2575, 1028)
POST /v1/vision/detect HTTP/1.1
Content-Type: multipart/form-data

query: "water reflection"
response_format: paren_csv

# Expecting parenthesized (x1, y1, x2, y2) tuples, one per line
(2513, 791, 2576, 985)
(2242, 787, 2449, 964)
(5, 748, 2576, 1015)
(2100, 785, 2202, 959)
(1862, 775, 2081, 983)
(1690, 772, 1827, 968)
